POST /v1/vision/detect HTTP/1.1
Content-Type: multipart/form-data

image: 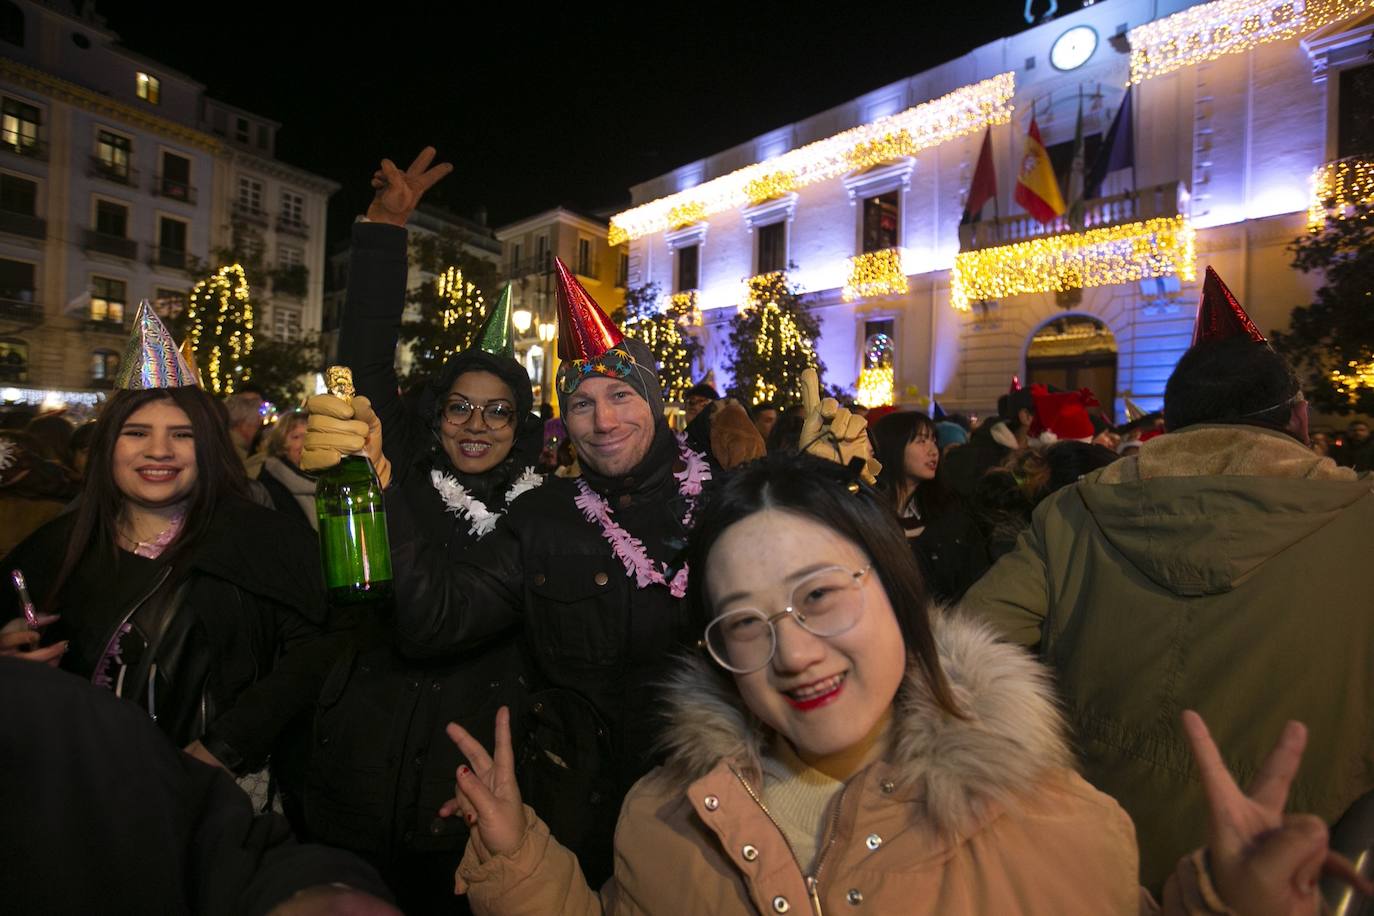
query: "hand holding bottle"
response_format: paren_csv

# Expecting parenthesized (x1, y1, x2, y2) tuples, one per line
(302, 394, 390, 487)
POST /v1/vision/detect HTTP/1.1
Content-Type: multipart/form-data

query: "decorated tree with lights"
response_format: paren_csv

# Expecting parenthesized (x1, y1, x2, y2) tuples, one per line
(400, 266, 489, 384)
(398, 227, 503, 384)
(185, 264, 255, 396)
(725, 271, 827, 406)
(1273, 200, 1374, 415)
(612, 282, 701, 403)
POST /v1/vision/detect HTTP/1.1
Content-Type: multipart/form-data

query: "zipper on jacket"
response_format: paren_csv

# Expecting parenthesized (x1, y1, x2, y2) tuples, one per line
(102, 565, 174, 694)
(730, 765, 849, 916)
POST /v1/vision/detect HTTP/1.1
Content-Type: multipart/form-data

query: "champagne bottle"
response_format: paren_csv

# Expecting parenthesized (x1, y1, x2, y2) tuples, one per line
(314, 366, 393, 604)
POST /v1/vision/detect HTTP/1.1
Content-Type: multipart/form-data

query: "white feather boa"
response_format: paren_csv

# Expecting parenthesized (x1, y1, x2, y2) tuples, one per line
(431, 466, 543, 538)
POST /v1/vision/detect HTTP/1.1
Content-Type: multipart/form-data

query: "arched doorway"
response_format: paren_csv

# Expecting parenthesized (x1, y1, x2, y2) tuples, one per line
(1025, 315, 1117, 407)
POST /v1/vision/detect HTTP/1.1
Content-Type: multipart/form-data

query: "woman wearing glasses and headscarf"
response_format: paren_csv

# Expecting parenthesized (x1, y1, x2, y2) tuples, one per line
(300, 149, 542, 915)
(441, 452, 1369, 915)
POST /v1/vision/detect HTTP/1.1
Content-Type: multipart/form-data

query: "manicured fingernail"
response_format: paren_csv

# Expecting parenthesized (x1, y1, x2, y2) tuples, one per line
(457, 765, 469, 776)
(466, 813, 476, 825)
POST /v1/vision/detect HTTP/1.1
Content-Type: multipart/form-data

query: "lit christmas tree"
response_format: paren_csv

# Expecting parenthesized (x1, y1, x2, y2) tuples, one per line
(400, 265, 488, 383)
(185, 264, 254, 395)
(725, 271, 826, 406)
(613, 282, 701, 403)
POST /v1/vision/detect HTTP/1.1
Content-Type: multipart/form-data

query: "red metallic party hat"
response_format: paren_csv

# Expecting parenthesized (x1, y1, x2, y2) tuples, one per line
(554, 257, 623, 361)
(1009, 375, 1023, 393)
(1191, 266, 1266, 347)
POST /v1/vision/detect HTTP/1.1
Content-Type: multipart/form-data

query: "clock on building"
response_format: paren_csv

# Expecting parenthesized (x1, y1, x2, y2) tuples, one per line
(1050, 25, 1098, 71)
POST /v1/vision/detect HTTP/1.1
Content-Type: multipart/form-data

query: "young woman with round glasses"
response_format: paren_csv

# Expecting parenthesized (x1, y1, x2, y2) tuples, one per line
(440, 452, 1368, 915)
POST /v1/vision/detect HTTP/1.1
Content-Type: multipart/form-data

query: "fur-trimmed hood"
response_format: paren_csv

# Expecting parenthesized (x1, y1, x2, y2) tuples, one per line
(655, 610, 1071, 836)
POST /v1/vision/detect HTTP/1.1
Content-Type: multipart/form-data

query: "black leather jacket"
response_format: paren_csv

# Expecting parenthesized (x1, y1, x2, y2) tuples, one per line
(1, 496, 333, 776)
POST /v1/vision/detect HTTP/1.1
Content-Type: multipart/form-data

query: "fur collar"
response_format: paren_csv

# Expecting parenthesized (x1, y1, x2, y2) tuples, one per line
(1095, 423, 1358, 485)
(656, 611, 1070, 836)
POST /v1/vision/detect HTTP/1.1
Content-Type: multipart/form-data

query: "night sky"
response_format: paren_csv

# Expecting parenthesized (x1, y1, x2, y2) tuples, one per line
(95, 1, 1083, 246)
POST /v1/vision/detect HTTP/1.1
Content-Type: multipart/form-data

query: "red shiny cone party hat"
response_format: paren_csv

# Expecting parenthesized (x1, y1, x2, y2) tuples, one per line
(1191, 266, 1266, 347)
(554, 257, 622, 362)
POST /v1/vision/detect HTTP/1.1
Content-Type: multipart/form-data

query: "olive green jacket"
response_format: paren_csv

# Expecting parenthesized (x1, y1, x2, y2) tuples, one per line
(962, 424, 1374, 890)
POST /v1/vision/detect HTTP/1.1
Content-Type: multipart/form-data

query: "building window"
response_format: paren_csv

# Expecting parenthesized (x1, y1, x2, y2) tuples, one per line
(90, 276, 127, 324)
(154, 287, 186, 317)
(0, 2, 23, 48)
(511, 242, 522, 270)
(157, 216, 188, 269)
(577, 238, 592, 276)
(273, 304, 302, 342)
(279, 189, 304, 229)
(617, 253, 629, 288)
(235, 117, 250, 144)
(95, 129, 132, 180)
(0, 257, 35, 304)
(91, 349, 120, 383)
(278, 244, 303, 268)
(136, 72, 160, 104)
(861, 191, 900, 254)
(237, 176, 263, 215)
(159, 151, 192, 201)
(256, 124, 269, 150)
(757, 221, 786, 274)
(535, 235, 548, 269)
(0, 172, 36, 215)
(676, 244, 700, 292)
(94, 199, 128, 237)
(2, 97, 40, 153)
(1338, 63, 1374, 158)
(0, 337, 28, 382)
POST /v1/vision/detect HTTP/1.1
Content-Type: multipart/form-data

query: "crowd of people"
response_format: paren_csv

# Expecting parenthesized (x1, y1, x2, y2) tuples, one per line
(1, 148, 1372, 915)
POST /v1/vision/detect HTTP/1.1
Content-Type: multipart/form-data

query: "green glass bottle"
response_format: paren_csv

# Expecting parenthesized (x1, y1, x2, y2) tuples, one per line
(314, 367, 393, 604)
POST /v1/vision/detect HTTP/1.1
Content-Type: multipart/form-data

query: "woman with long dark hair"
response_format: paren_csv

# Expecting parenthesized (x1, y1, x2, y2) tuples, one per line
(870, 410, 989, 602)
(0, 380, 330, 818)
(439, 452, 1365, 914)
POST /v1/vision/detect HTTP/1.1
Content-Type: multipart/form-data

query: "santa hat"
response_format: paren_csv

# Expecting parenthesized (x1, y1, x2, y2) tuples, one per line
(1191, 266, 1266, 347)
(553, 258, 662, 416)
(114, 300, 199, 389)
(1028, 384, 1100, 445)
(478, 283, 516, 358)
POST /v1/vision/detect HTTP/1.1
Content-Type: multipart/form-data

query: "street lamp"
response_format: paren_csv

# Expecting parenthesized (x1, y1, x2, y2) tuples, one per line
(538, 321, 556, 343)
(512, 308, 533, 335)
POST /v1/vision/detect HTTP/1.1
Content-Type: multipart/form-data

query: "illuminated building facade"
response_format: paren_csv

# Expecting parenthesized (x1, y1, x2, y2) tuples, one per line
(616, 0, 1374, 417)
(0, 0, 336, 397)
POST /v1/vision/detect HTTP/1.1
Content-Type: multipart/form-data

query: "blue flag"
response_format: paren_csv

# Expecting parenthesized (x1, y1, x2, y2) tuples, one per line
(1086, 86, 1134, 198)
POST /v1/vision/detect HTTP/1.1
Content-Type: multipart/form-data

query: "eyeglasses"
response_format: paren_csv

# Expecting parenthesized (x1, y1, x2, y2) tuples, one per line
(442, 399, 515, 430)
(703, 565, 871, 674)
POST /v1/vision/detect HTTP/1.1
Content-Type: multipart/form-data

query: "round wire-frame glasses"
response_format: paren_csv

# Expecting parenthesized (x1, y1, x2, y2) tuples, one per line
(442, 398, 515, 430)
(703, 564, 872, 674)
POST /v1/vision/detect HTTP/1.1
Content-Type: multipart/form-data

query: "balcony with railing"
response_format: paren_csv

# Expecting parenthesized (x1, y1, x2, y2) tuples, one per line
(150, 247, 188, 271)
(1308, 155, 1374, 228)
(509, 253, 553, 277)
(88, 156, 139, 188)
(83, 229, 138, 260)
(276, 215, 309, 237)
(0, 209, 46, 240)
(950, 182, 1195, 312)
(233, 201, 270, 226)
(0, 293, 40, 322)
(271, 263, 308, 299)
(154, 176, 198, 205)
(1, 129, 47, 161)
(958, 182, 1187, 251)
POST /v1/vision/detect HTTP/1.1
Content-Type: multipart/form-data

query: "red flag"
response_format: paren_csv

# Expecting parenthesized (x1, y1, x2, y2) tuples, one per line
(962, 129, 997, 223)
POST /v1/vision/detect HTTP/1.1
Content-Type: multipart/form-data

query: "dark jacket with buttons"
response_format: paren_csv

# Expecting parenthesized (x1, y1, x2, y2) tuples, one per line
(388, 421, 702, 886)
(303, 219, 537, 913)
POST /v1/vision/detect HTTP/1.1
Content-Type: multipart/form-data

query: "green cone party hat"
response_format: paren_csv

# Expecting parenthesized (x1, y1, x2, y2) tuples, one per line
(478, 283, 516, 358)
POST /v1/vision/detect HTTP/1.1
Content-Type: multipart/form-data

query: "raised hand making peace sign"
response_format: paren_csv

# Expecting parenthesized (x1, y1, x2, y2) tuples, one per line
(798, 367, 882, 484)
(365, 146, 454, 227)
(1180, 710, 1373, 915)
(440, 706, 527, 872)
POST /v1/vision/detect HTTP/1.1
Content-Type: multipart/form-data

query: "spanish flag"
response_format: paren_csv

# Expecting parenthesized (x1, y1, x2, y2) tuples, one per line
(1014, 116, 1066, 224)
